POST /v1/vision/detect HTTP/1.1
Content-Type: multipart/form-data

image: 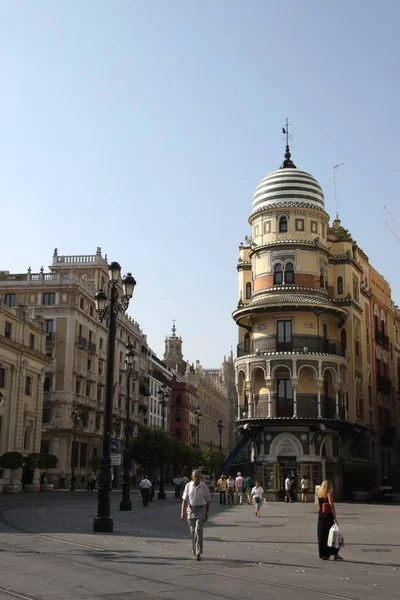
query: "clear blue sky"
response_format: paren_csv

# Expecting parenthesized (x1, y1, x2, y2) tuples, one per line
(1, 1, 399, 366)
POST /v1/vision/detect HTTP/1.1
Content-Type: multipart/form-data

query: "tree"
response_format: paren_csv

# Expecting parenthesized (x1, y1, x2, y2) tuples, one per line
(199, 449, 224, 477)
(0, 452, 24, 484)
(335, 226, 352, 241)
(37, 453, 58, 476)
(170, 438, 194, 474)
(129, 426, 172, 475)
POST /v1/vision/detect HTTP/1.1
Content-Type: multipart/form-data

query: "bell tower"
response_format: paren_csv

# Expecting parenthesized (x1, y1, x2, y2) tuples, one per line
(164, 320, 184, 370)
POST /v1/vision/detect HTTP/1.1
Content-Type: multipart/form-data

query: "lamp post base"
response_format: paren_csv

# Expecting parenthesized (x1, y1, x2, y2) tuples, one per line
(157, 491, 166, 500)
(93, 517, 114, 533)
(119, 500, 132, 511)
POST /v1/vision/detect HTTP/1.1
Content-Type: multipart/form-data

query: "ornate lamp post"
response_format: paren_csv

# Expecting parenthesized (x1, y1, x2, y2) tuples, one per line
(93, 261, 136, 533)
(194, 405, 202, 448)
(157, 383, 170, 500)
(217, 419, 223, 453)
(120, 342, 136, 511)
(70, 407, 85, 491)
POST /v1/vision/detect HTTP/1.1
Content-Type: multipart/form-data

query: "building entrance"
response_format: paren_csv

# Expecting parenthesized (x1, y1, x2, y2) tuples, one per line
(278, 457, 297, 501)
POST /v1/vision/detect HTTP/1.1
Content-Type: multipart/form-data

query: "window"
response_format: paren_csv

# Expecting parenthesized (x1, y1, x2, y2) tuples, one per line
(4, 321, 12, 339)
(85, 382, 91, 397)
(176, 408, 182, 423)
(99, 361, 103, 375)
(295, 219, 304, 231)
(0, 368, 5, 389)
(376, 358, 381, 376)
(43, 377, 52, 392)
(277, 379, 293, 400)
(254, 225, 259, 237)
(279, 216, 288, 233)
(273, 264, 283, 285)
(45, 320, 54, 333)
(81, 414, 88, 428)
(42, 408, 51, 424)
(25, 376, 32, 396)
(175, 428, 181, 439)
(42, 293, 55, 306)
(40, 440, 50, 454)
(244, 333, 250, 352)
(337, 277, 343, 295)
(285, 263, 294, 284)
(79, 443, 88, 468)
(87, 358, 92, 371)
(245, 282, 252, 299)
(99, 338, 103, 350)
(320, 270, 325, 288)
(97, 387, 102, 402)
(75, 379, 80, 394)
(264, 221, 271, 234)
(311, 221, 318, 233)
(341, 329, 347, 352)
(277, 320, 292, 343)
(95, 415, 101, 430)
(176, 392, 182, 406)
(321, 222, 325, 238)
(80, 297, 84, 310)
(4, 294, 15, 307)
(29, 333, 35, 349)
(353, 276, 359, 302)
(355, 340, 360, 356)
(89, 305, 94, 317)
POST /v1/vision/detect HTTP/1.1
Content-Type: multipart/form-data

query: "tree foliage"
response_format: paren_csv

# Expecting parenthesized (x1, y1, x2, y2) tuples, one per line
(37, 453, 58, 473)
(0, 452, 24, 483)
(200, 449, 224, 476)
(129, 426, 172, 474)
(335, 226, 352, 241)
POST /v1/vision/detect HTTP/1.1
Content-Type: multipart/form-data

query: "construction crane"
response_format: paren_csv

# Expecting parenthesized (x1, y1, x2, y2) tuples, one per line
(384, 206, 400, 242)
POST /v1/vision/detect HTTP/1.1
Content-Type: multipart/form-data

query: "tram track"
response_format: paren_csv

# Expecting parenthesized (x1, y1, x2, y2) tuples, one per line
(0, 504, 368, 600)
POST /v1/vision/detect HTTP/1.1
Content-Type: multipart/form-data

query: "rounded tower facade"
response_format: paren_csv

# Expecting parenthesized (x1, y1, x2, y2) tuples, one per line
(233, 145, 349, 500)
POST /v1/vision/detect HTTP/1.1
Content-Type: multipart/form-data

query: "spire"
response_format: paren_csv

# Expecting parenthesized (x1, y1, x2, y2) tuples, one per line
(280, 118, 297, 169)
(172, 318, 177, 338)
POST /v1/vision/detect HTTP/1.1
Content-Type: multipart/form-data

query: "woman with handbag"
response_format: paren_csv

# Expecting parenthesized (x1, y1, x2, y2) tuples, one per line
(317, 479, 343, 561)
(251, 480, 264, 517)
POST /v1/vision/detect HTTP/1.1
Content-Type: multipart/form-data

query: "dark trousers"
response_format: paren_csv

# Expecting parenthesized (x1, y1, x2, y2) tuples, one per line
(175, 485, 181, 498)
(219, 491, 226, 505)
(141, 488, 150, 507)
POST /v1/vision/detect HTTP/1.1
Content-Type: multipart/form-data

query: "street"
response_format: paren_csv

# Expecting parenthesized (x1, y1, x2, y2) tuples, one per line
(0, 492, 398, 600)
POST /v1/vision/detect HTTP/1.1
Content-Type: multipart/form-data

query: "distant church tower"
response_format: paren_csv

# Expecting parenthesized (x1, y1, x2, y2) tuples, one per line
(164, 320, 185, 373)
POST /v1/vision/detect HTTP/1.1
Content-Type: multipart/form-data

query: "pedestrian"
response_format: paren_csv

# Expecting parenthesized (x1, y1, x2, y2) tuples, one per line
(59, 471, 65, 489)
(235, 472, 244, 505)
(181, 469, 211, 561)
(139, 475, 152, 507)
(209, 476, 216, 498)
(301, 474, 309, 503)
(317, 479, 343, 561)
(217, 474, 227, 505)
(173, 475, 182, 498)
(285, 474, 293, 503)
(227, 474, 235, 504)
(181, 474, 189, 492)
(244, 475, 253, 504)
(90, 472, 97, 492)
(251, 480, 264, 517)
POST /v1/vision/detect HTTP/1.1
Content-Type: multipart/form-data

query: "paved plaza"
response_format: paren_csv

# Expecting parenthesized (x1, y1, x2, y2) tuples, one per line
(0, 491, 398, 600)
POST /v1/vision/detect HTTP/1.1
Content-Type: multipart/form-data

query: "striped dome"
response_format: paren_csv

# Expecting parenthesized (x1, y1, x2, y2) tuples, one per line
(252, 167, 325, 214)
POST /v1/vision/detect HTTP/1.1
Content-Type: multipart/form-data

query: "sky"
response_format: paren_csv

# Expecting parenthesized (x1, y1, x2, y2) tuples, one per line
(1, 1, 400, 366)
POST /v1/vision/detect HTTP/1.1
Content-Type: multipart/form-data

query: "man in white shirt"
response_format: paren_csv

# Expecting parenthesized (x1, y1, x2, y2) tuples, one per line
(173, 476, 182, 498)
(285, 475, 293, 503)
(139, 476, 152, 507)
(181, 470, 211, 561)
(235, 472, 244, 505)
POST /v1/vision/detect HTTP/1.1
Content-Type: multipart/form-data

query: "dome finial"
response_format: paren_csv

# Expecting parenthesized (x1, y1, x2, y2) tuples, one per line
(280, 118, 296, 169)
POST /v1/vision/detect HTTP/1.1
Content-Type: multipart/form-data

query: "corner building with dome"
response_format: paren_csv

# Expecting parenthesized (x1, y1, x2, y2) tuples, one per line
(231, 144, 400, 501)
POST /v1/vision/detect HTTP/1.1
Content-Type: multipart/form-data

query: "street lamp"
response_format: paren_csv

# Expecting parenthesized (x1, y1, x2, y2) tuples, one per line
(120, 341, 137, 511)
(157, 383, 170, 500)
(217, 419, 223, 453)
(194, 405, 202, 448)
(70, 407, 85, 491)
(93, 262, 136, 533)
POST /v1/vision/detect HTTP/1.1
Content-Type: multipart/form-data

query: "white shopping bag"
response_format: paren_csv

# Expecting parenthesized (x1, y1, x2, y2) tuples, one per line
(328, 524, 345, 549)
(262, 498, 267, 507)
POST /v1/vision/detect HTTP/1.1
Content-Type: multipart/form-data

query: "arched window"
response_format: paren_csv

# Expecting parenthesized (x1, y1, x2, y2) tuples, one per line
(341, 329, 347, 353)
(244, 333, 250, 352)
(337, 276, 343, 295)
(380, 310, 385, 335)
(279, 216, 288, 233)
(245, 282, 252, 299)
(320, 270, 325, 288)
(274, 264, 283, 285)
(285, 262, 294, 284)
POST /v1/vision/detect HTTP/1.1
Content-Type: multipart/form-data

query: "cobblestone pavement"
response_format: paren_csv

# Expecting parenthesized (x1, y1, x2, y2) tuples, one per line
(0, 491, 399, 600)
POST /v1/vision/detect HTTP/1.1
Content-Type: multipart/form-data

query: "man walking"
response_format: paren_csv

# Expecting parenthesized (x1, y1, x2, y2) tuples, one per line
(181, 470, 211, 561)
(235, 472, 244, 505)
(285, 474, 293, 503)
(139, 475, 152, 507)
(227, 474, 235, 505)
(173, 475, 182, 498)
(217, 474, 227, 505)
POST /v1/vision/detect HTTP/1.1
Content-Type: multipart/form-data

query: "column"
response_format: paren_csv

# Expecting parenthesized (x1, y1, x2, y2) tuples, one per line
(248, 391, 253, 418)
(292, 380, 298, 418)
(236, 385, 241, 419)
(316, 380, 323, 419)
(267, 387, 272, 418)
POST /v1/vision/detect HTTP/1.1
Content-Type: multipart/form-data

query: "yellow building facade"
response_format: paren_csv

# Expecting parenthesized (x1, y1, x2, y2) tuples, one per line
(231, 144, 399, 499)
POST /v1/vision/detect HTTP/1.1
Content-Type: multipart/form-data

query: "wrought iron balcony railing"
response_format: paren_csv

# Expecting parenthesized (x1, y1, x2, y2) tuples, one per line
(237, 334, 345, 358)
(375, 328, 390, 349)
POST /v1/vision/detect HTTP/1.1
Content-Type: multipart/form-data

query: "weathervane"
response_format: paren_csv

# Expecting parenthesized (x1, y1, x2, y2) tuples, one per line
(280, 118, 296, 169)
(333, 162, 344, 216)
(282, 118, 292, 146)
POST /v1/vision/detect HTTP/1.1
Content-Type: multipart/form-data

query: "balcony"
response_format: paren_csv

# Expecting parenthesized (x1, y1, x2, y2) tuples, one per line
(46, 332, 56, 343)
(377, 374, 392, 393)
(75, 393, 96, 409)
(375, 328, 390, 349)
(237, 334, 345, 358)
(77, 335, 88, 349)
(75, 364, 87, 378)
(87, 341, 97, 354)
(251, 395, 345, 420)
(43, 391, 53, 402)
(44, 361, 56, 374)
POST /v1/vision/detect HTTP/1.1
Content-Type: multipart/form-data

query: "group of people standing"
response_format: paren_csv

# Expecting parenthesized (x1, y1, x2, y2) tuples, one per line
(215, 472, 253, 505)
